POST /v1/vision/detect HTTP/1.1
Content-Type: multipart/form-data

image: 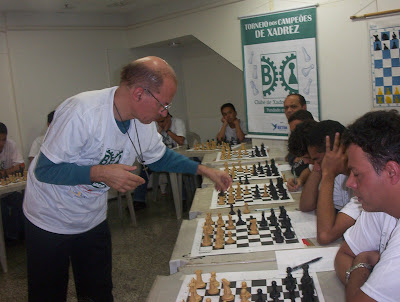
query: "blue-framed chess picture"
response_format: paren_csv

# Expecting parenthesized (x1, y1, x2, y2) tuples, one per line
(370, 17, 400, 107)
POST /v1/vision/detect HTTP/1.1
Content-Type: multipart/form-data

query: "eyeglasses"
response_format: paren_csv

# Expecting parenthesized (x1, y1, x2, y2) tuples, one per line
(143, 88, 172, 112)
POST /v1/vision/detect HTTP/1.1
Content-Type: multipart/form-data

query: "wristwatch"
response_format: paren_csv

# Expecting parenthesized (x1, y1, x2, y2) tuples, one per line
(345, 263, 373, 283)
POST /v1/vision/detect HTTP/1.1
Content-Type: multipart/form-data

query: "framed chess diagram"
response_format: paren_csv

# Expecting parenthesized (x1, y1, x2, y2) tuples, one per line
(369, 16, 400, 107)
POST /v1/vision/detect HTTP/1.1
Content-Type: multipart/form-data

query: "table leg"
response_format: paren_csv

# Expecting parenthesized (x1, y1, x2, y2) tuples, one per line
(0, 206, 8, 273)
(169, 173, 182, 220)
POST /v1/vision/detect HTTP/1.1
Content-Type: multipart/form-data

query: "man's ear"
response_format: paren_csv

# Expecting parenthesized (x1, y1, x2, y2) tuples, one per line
(131, 87, 144, 101)
(385, 161, 400, 185)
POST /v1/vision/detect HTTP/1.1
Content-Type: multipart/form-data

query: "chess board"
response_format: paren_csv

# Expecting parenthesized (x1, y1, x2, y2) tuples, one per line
(187, 142, 242, 152)
(190, 210, 305, 257)
(176, 270, 325, 302)
(210, 180, 293, 209)
(370, 25, 400, 106)
(220, 160, 283, 183)
(215, 145, 269, 162)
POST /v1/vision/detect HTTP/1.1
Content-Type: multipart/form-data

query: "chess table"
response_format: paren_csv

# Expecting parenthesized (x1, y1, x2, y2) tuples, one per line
(169, 208, 316, 274)
(0, 180, 27, 273)
(146, 263, 345, 302)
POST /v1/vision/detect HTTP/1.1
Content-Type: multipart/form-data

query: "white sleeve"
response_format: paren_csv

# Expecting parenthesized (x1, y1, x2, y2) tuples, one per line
(141, 123, 166, 165)
(240, 119, 248, 134)
(343, 212, 382, 256)
(339, 197, 362, 220)
(360, 224, 400, 302)
(41, 105, 90, 164)
(332, 174, 351, 210)
(10, 140, 24, 165)
(28, 136, 43, 158)
(172, 118, 186, 138)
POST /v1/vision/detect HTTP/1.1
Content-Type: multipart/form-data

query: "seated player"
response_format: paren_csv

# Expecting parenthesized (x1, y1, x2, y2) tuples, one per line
(156, 113, 187, 194)
(289, 120, 361, 244)
(28, 110, 55, 163)
(286, 109, 314, 191)
(283, 93, 307, 120)
(0, 122, 25, 177)
(335, 110, 400, 301)
(316, 132, 362, 244)
(156, 113, 186, 148)
(216, 103, 247, 143)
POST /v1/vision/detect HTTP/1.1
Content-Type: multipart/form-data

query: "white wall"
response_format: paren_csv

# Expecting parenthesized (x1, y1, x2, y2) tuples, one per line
(125, 0, 400, 129)
(1, 0, 399, 161)
(2, 29, 126, 159)
(182, 43, 245, 141)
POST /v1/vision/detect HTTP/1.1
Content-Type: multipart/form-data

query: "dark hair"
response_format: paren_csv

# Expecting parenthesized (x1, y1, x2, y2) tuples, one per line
(306, 120, 345, 153)
(288, 120, 318, 157)
(47, 111, 55, 124)
(287, 93, 306, 106)
(120, 58, 177, 92)
(343, 110, 400, 174)
(221, 103, 236, 113)
(288, 109, 314, 123)
(0, 122, 7, 135)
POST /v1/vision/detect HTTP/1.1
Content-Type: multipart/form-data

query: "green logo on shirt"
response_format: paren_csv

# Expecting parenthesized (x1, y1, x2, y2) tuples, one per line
(92, 149, 123, 188)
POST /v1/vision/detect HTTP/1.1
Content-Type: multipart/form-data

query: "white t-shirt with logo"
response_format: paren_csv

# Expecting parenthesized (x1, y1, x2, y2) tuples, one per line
(344, 211, 400, 301)
(23, 87, 166, 234)
(0, 138, 24, 170)
(220, 119, 247, 142)
(159, 117, 186, 148)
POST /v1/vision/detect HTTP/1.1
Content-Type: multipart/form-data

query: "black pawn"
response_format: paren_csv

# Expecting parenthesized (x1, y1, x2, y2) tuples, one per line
(284, 225, 295, 239)
(256, 288, 265, 302)
(252, 164, 258, 176)
(269, 280, 280, 301)
(236, 209, 246, 226)
(279, 206, 286, 218)
(229, 204, 235, 215)
(244, 175, 250, 184)
(274, 226, 284, 243)
(261, 148, 267, 157)
(239, 176, 243, 184)
(260, 211, 268, 228)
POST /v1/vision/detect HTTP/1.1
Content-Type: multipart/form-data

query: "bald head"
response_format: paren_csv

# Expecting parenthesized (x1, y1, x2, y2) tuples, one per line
(120, 56, 177, 92)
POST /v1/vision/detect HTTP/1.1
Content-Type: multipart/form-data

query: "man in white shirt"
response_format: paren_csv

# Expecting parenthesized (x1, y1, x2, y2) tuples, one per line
(216, 103, 247, 143)
(0, 122, 24, 177)
(23, 56, 232, 302)
(335, 110, 400, 302)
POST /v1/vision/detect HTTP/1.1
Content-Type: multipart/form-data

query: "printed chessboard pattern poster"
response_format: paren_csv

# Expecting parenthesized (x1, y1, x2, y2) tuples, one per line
(369, 16, 400, 107)
(240, 6, 320, 138)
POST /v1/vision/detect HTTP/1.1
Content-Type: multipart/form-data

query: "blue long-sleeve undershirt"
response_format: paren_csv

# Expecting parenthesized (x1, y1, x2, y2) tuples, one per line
(35, 147, 199, 186)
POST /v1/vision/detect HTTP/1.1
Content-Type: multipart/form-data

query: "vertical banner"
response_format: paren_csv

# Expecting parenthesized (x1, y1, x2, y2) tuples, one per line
(369, 16, 400, 107)
(241, 7, 319, 137)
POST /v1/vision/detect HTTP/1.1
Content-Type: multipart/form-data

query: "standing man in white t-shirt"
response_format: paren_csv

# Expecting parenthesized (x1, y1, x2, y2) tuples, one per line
(0, 122, 25, 177)
(335, 110, 400, 301)
(216, 103, 247, 143)
(23, 56, 232, 302)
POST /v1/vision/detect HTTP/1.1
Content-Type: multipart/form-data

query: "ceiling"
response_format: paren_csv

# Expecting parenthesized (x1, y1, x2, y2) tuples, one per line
(0, 0, 235, 15)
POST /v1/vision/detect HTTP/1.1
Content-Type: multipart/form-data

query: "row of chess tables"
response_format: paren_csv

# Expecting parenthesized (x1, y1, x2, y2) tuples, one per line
(146, 140, 345, 302)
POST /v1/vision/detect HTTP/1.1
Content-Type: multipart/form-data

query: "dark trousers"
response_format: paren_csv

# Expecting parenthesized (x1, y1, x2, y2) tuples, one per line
(25, 217, 113, 302)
